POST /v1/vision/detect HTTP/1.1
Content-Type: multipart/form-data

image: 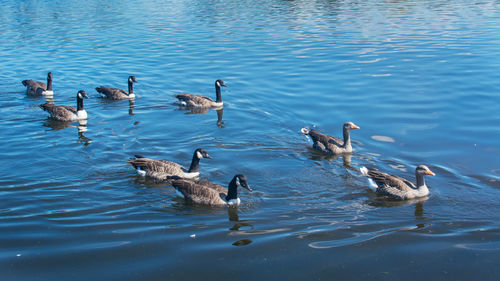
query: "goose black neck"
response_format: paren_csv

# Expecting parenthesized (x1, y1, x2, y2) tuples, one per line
(215, 84, 222, 103)
(128, 80, 134, 95)
(47, 76, 52, 91)
(77, 95, 84, 111)
(226, 176, 238, 201)
(416, 171, 426, 188)
(187, 152, 200, 173)
(342, 128, 351, 148)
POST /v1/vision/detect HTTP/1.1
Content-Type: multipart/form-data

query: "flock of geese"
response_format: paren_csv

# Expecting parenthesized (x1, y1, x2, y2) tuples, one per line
(23, 72, 436, 206)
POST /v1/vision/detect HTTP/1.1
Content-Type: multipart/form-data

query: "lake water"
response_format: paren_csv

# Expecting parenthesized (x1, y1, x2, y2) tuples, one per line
(1, 0, 500, 280)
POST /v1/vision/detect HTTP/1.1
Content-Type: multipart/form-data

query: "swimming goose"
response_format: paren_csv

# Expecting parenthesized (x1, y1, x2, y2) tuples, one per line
(127, 148, 211, 180)
(22, 72, 53, 96)
(301, 122, 360, 154)
(39, 90, 88, 121)
(96, 76, 137, 100)
(170, 174, 252, 206)
(174, 79, 227, 108)
(360, 165, 436, 200)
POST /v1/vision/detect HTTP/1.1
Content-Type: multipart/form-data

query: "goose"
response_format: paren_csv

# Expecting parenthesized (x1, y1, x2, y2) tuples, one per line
(174, 79, 227, 108)
(39, 90, 88, 121)
(360, 165, 436, 200)
(170, 174, 252, 206)
(301, 122, 360, 154)
(127, 148, 211, 180)
(22, 72, 53, 96)
(96, 76, 137, 100)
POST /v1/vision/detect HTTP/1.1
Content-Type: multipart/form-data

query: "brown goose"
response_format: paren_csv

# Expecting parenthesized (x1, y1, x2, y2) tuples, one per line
(170, 174, 252, 206)
(96, 76, 137, 100)
(301, 122, 360, 154)
(127, 148, 211, 180)
(174, 79, 226, 108)
(39, 90, 88, 121)
(360, 165, 435, 200)
(22, 72, 53, 96)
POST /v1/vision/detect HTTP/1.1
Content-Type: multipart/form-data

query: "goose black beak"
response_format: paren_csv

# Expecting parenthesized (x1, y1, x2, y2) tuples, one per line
(205, 154, 212, 159)
(244, 185, 252, 192)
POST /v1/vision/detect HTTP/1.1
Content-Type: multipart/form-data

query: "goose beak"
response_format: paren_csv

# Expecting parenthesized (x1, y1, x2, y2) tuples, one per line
(352, 124, 360, 130)
(244, 185, 252, 192)
(205, 154, 212, 159)
(426, 169, 435, 176)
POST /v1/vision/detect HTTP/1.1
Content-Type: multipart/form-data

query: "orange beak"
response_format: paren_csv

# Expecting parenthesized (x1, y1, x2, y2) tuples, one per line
(426, 169, 436, 176)
(352, 124, 360, 130)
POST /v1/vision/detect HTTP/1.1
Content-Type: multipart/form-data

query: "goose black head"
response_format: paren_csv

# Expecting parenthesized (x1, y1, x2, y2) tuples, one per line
(47, 72, 53, 81)
(215, 79, 227, 88)
(235, 174, 252, 191)
(77, 90, 88, 99)
(195, 148, 212, 159)
(129, 76, 137, 83)
(416, 165, 435, 176)
(344, 121, 360, 131)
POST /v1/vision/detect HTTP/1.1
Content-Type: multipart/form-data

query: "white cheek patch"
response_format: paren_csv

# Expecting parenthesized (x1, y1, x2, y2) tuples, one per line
(216, 81, 220, 87)
(78, 93, 82, 99)
(235, 177, 241, 186)
(196, 151, 203, 159)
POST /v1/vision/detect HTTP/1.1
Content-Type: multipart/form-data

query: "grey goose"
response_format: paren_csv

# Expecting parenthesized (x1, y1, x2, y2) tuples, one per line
(174, 79, 227, 108)
(40, 90, 88, 121)
(96, 76, 137, 100)
(127, 148, 211, 180)
(170, 174, 252, 206)
(22, 72, 54, 96)
(360, 165, 435, 200)
(301, 122, 360, 154)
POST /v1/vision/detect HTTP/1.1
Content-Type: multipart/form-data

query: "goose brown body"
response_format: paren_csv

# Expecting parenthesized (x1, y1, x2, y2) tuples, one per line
(170, 174, 252, 206)
(22, 72, 53, 96)
(174, 79, 226, 108)
(96, 76, 137, 100)
(302, 122, 360, 154)
(40, 90, 88, 121)
(127, 148, 211, 180)
(360, 165, 435, 200)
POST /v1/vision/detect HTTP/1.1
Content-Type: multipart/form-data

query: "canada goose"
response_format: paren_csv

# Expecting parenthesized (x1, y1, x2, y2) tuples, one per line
(22, 72, 53, 96)
(39, 90, 88, 121)
(170, 174, 252, 206)
(127, 148, 211, 180)
(174, 79, 227, 108)
(96, 76, 137, 100)
(301, 122, 360, 154)
(360, 165, 436, 200)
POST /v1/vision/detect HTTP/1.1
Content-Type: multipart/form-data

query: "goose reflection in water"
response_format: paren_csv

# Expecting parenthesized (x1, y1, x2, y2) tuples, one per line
(43, 119, 92, 146)
(227, 206, 254, 246)
(177, 107, 225, 128)
(306, 147, 354, 170)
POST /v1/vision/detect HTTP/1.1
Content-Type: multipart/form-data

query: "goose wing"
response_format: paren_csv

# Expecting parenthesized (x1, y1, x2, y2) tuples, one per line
(128, 157, 184, 178)
(22, 80, 47, 95)
(172, 179, 226, 206)
(174, 93, 215, 107)
(308, 129, 343, 147)
(366, 168, 415, 192)
(96, 86, 128, 99)
(40, 104, 77, 120)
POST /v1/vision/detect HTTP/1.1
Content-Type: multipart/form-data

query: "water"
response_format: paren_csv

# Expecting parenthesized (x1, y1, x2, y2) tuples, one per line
(1, 0, 500, 280)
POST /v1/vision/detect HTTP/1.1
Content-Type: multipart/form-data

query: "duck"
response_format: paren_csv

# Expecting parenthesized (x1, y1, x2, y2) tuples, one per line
(301, 122, 360, 154)
(360, 165, 436, 200)
(22, 72, 54, 96)
(39, 90, 88, 121)
(174, 79, 227, 108)
(96, 76, 137, 100)
(127, 148, 211, 180)
(170, 174, 252, 206)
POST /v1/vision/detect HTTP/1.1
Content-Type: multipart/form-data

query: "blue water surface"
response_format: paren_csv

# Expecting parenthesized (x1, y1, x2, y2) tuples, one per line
(1, 1, 499, 280)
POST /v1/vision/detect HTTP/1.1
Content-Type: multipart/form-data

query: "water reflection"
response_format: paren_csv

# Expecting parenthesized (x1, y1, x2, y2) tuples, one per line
(227, 207, 254, 246)
(43, 119, 92, 146)
(305, 147, 353, 169)
(128, 99, 135, 115)
(177, 107, 225, 128)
